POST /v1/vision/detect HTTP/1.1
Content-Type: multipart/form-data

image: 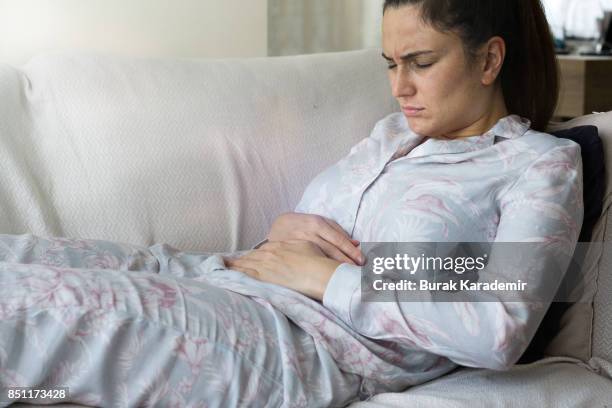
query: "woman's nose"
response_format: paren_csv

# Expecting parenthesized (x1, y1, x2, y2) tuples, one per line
(391, 69, 417, 98)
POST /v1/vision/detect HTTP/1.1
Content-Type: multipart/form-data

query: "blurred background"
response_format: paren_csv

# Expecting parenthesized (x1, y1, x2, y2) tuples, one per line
(268, 0, 383, 56)
(1, 0, 611, 65)
(542, 0, 612, 54)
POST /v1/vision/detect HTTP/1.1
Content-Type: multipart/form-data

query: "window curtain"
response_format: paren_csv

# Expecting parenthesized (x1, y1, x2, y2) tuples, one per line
(268, 0, 384, 56)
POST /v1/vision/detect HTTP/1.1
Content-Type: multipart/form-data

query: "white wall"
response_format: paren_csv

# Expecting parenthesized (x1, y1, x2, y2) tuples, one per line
(0, 0, 267, 65)
(268, 0, 383, 57)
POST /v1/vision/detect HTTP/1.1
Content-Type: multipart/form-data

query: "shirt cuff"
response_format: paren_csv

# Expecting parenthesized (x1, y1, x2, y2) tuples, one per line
(322, 262, 361, 326)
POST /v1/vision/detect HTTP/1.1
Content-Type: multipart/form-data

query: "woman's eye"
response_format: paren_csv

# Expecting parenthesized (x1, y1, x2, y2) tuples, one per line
(387, 62, 433, 70)
(414, 62, 433, 69)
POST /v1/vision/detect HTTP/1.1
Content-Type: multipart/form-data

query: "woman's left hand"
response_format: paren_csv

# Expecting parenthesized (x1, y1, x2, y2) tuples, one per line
(224, 240, 342, 301)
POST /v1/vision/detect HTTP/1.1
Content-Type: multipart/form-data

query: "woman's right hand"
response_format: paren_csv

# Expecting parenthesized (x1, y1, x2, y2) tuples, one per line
(267, 212, 365, 266)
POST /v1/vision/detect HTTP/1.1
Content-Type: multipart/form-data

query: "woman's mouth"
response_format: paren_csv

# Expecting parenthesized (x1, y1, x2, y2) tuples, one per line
(402, 106, 425, 116)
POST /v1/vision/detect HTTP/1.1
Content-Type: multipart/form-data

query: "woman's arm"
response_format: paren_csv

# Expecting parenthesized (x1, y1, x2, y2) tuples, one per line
(321, 143, 584, 370)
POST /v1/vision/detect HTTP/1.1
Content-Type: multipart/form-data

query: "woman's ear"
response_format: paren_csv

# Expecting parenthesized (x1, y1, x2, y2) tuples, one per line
(480, 36, 506, 86)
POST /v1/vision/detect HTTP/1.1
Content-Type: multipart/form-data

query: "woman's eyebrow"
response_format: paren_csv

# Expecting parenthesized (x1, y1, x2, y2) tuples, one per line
(381, 50, 435, 61)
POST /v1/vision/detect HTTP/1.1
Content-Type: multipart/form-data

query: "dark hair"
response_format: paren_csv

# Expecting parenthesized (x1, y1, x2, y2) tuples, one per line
(383, 0, 559, 132)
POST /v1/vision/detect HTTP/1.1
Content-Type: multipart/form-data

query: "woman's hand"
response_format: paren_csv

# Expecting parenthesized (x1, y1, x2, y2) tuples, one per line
(224, 240, 342, 301)
(267, 212, 365, 266)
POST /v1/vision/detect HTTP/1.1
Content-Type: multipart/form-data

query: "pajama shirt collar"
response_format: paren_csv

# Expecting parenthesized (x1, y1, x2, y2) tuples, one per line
(385, 114, 532, 162)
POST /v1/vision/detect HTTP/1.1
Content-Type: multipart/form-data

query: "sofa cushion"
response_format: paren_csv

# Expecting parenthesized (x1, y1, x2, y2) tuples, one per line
(347, 360, 612, 408)
(592, 208, 612, 366)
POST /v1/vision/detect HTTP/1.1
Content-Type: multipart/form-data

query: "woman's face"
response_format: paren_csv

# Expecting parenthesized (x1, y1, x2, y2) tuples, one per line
(382, 5, 496, 139)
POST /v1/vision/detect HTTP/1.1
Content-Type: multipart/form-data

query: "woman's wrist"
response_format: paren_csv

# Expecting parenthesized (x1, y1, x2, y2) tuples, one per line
(312, 258, 343, 301)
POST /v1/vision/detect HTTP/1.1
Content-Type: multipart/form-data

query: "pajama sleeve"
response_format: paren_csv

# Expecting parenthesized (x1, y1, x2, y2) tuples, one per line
(322, 143, 584, 370)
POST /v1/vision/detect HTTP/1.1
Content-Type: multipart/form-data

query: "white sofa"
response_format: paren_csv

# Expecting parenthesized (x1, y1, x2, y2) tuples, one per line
(1, 49, 611, 407)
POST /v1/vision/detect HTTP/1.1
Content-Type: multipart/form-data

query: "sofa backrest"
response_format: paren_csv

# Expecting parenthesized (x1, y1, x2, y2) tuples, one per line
(0, 49, 398, 251)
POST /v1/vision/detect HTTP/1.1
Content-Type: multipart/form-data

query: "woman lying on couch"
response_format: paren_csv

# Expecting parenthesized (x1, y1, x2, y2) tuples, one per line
(0, 0, 583, 407)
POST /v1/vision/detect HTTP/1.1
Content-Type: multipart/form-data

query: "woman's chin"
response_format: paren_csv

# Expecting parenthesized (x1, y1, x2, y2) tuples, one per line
(405, 117, 432, 136)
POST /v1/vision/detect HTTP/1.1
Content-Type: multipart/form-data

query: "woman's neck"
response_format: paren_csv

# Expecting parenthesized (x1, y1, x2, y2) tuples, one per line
(441, 87, 509, 140)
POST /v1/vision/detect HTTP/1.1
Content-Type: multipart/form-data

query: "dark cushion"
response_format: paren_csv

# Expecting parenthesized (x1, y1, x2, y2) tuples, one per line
(555, 126, 605, 242)
(518, 125, 605, 364)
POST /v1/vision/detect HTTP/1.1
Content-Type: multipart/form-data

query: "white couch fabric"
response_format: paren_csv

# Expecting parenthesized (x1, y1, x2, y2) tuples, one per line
(350, 359, 612, 408)
(1, 50, 611, 407)
(0, 50, 397, 252)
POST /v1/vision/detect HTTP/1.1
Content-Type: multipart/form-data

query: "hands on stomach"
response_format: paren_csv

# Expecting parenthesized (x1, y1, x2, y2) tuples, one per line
(223, 212, 365, 300)
(267, 212, 365, 266)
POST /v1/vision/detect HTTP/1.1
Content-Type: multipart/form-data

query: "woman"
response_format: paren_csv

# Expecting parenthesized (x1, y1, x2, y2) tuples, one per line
(0, 0, 582, 407)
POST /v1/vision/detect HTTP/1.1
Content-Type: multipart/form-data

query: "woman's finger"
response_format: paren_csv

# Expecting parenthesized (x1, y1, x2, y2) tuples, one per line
(313, 237, 357, 265)
(326, 220, 361, 247)
(319, 218, 364, 265)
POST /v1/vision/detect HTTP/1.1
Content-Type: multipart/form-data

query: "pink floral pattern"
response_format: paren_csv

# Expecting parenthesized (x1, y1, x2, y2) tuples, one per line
(1, 235, 364, 407)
